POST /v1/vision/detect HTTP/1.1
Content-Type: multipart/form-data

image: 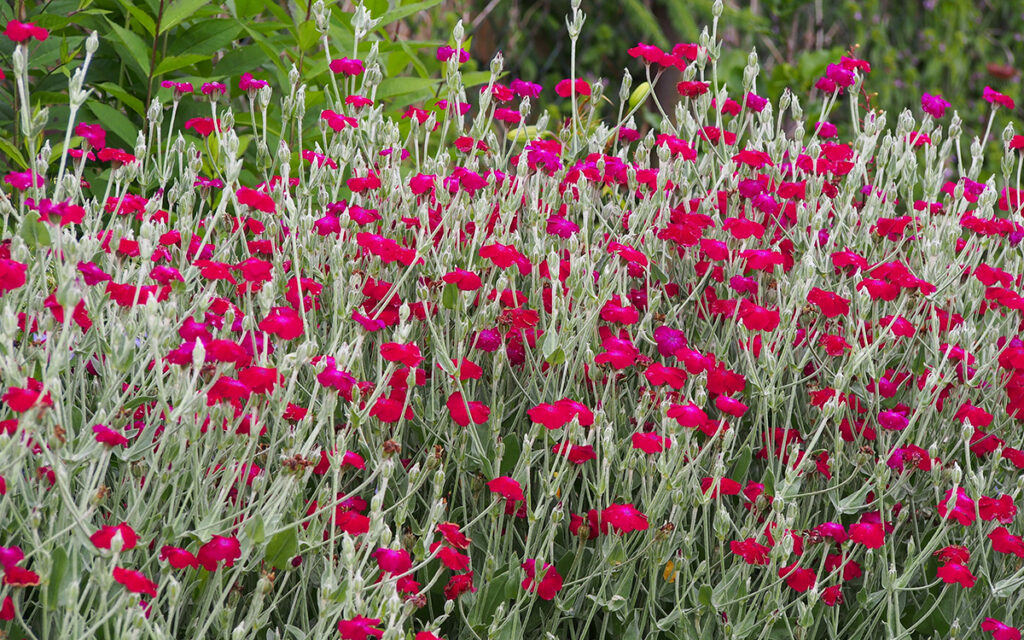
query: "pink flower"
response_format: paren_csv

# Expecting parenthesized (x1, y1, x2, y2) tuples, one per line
(528, 398, 594, 429)
(239, 72, 269, 92)
(330, 58, 365, 76)
(921, 93, 950, 118)
(631, 432, 671, 454)
(338, 616, 384, 640)
(4, 20, 48, 42)
(436, 46, 469, 63)
(984, 86, 1016, 110)
(982, 618, 1022, 640)
(373, 548, 412, 574)
(75, 123, 106, 150)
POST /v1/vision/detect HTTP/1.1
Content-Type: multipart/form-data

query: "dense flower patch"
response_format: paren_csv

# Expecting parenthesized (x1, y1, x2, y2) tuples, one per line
(1, 2, 1024, 639)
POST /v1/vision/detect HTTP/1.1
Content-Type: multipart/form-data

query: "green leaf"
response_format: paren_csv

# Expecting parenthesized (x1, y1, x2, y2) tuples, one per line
(0, 138, 28, 169)
(245, 514, 266, 545)
(159, 0, 212, 34)
(442, 282, 458, 310)
(45, 548, 70, 610)
(834, 481, 874, 514)
(106, 19, 152, 77)
(623, 621, 641, 640)
(297, 21, 319, 50)
(696, 584, 713, 608)
(170, 20, 242, 56)
(20, 212, 51, 250)
(154, 53, 208, 76)
(376, 76, 438, 100)
(731, 445, 752, 481)
(264, 528, 299, 570)
(117, 0, 156, 36)
(96, 82, 146, 116)
(545, 347, 565, 366)
(542, 330, 559, 358)
(377, 0, 444, 27)
(87, 102, 139, 148)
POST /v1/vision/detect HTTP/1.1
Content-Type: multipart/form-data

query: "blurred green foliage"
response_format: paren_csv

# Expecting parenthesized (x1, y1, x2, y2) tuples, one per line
(470, 0, 1024, 137)
(0, 0, 494, 176)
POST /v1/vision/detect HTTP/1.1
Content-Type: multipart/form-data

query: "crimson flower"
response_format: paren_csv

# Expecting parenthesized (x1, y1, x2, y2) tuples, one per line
(112, 567, 157, 597)
(676, 80, 710, 98)
(437, 46, 469, 63)
(3, 565, 39, 586)
(443, 572, 476, 599)
(521, 559, 563, 600)
(259, 307, 304, 340)
(979, 494, 1017, 523)
(934, 545, 970, 565)
(989, 527, 1024, 558)
(821, 585, 843, 606)
(444, 391, 487, 425)
(90, 523, 138, 551)
(0, 596, 12, 621)
(92, 424, 129, 447)
(937, 488, 976, 526)
(196, 535, 241, 571)
(778, 564, 816, 592)
(236, 186, 276, 213)
(437, 523, 471, 549)
(527, 398, 594, 429)
(552, 442, 597, 464)
(160, 546, 199, 569)
(380, 342, 423, 367)
(937, 562, 976, 588)
(429, 542, 470, 571)
(338, 616, 384, 640)
(848, 522, 884, 549)
(631, 432, 671, 454)
(554, 78, 591, 98)
(184, 117, 220, 137)
(730, 538, 770, 565)
(601, 503, 648, 533)
(487, 476, 524, 502)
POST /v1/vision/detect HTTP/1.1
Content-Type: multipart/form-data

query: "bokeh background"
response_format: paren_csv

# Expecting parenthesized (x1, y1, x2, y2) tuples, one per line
(2, 0, 1023, 167)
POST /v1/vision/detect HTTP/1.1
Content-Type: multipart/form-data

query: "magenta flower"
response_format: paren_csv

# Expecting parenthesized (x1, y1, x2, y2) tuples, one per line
(921, 93, 950, 118)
